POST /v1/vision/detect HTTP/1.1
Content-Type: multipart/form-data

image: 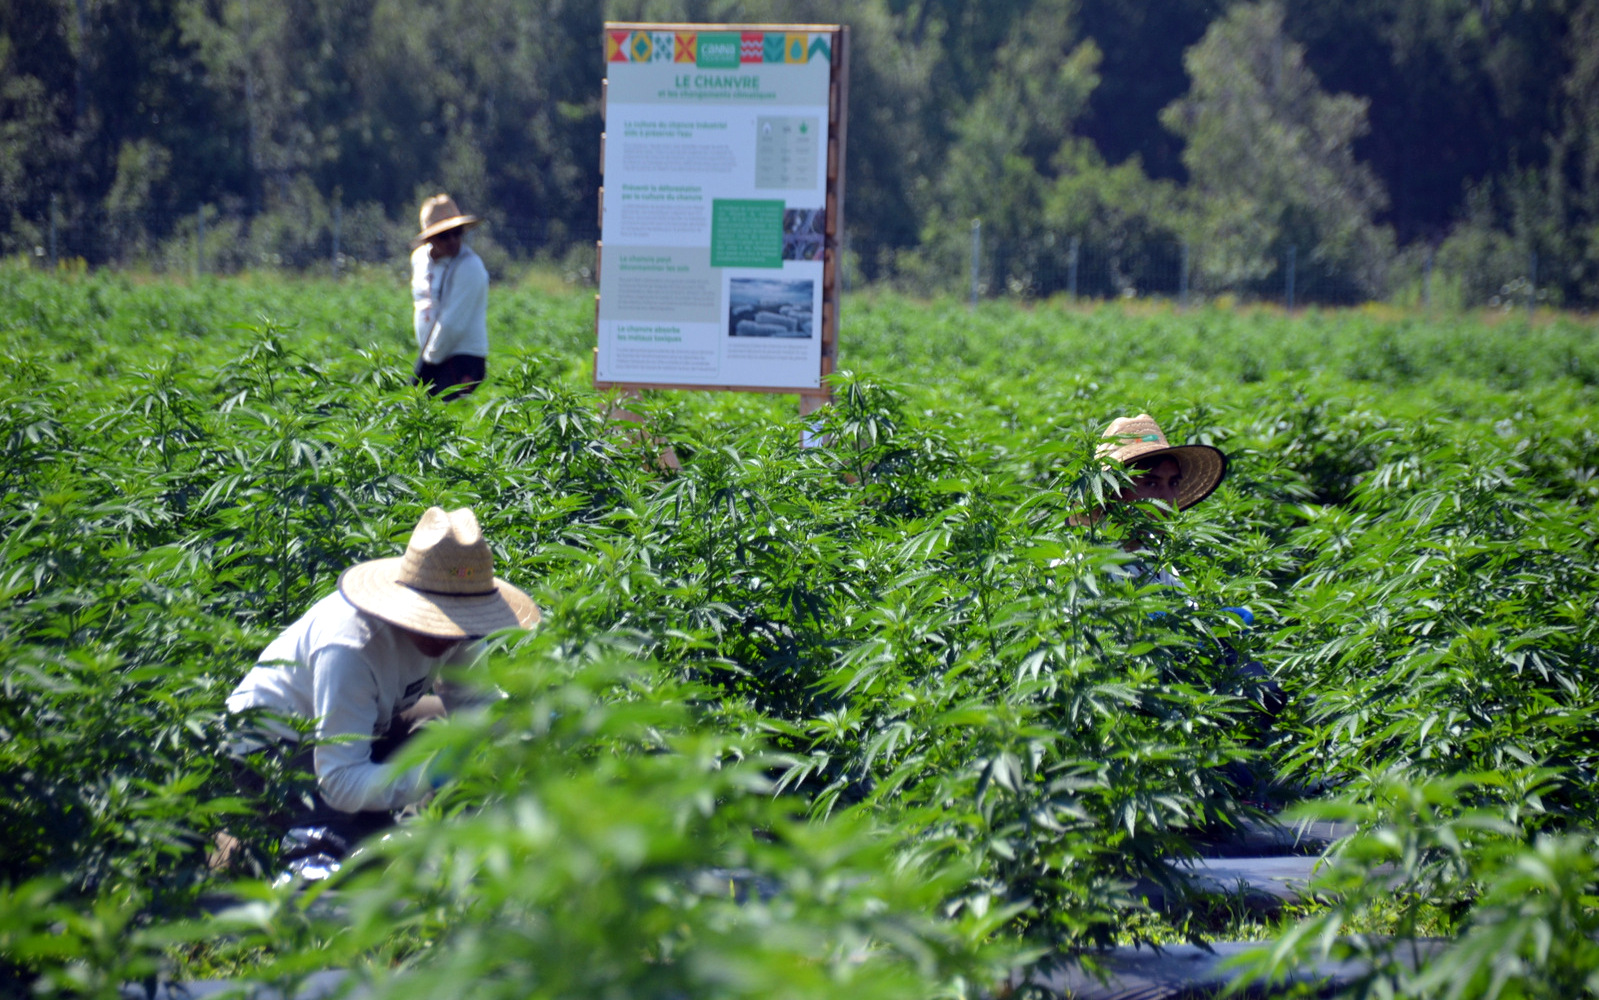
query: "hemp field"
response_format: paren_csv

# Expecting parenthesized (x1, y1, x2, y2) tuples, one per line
(2, 263, 1597, 998)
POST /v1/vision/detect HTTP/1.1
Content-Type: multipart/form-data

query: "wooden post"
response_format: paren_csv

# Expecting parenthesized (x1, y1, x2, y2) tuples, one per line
(800, 391, 828, 448)
(605, 390, 681, 470)
(823, 24, 849, 395)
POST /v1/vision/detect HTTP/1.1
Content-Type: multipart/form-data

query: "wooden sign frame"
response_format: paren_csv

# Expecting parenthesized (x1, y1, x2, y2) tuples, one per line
(593, 22, 849, 415)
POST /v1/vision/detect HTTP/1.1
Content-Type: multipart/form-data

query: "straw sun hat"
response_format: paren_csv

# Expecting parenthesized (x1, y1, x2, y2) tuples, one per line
(340, 507, 538, 639)
(1097, 413, 1228, 511)
(413, 193, 481, 247)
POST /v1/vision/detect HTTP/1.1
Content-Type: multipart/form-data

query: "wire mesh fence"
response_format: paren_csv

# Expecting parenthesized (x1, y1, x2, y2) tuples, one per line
(17, 203, 1554, 312)
(934, 222, 1550, 311)
(972, 236, 1362, 306)
(18, 204, 599, 278)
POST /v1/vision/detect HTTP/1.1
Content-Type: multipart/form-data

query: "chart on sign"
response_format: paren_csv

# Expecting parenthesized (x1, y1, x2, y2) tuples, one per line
(597, 26, 839, 390)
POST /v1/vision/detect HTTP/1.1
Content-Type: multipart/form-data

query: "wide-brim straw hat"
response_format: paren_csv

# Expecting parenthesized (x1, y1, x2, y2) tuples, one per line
(1097, 413, 1228, 510)
(340, 507, 539, 639)
(413, 193, 481, 247)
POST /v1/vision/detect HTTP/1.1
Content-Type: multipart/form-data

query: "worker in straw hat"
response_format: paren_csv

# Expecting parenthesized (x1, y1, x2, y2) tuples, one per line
(1091, 413, 1284, 737)
(1068, 413, 1228, 553)
(1097, 412, 1228, 514)
(226, 507, 538, 871)
(1080, 411, 1232, 582)
(411, 193, 490, 398)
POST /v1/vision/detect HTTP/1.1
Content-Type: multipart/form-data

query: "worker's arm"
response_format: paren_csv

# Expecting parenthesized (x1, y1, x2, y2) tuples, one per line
(311, 646, 429, 812)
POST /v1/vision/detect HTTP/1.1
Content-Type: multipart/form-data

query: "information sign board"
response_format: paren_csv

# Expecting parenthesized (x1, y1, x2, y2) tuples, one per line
(595, 23, 848, 396)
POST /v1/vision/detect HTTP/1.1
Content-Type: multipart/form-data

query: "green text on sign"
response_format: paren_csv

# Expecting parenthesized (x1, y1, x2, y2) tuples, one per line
(710, 200, 784, 268)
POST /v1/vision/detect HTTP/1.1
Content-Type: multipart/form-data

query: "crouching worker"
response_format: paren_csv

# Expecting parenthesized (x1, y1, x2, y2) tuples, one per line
(226, 506, 538, 874)
(1089, 414, 1285, 804)
(1091, 413, 1284, 714)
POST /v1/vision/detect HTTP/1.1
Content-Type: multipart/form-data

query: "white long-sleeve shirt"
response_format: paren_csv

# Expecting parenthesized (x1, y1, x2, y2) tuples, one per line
(411, 243, 489, 364)
(227, 592, 476, 813)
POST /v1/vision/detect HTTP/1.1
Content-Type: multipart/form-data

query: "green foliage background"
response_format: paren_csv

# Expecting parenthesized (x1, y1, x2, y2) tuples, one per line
(6, 0, 1599, 303)
(1, 264, 1598, 997)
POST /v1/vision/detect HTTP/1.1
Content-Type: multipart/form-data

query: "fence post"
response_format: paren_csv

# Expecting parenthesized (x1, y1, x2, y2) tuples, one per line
(969, 218, 980, 310)
(1285, 244, 1296, 311)
(1068, 236, 1080, 301)
(333, 199, 342, 279)
(1179, 241, 1190, 310)
(196, 206, 206, 277)
(1528, 250, 1537, 318)
(1423, 247, 1434, 310)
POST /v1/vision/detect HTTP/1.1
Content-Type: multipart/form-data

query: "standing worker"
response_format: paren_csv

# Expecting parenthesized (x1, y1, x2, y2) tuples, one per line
(411, 194, 490, 398)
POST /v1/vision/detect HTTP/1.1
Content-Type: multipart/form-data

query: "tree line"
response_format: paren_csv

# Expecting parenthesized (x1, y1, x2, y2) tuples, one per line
(3, 0, 1596, 305)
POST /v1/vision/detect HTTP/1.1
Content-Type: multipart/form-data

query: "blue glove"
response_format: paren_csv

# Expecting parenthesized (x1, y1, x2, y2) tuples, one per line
(1221, 606, 1254, 628)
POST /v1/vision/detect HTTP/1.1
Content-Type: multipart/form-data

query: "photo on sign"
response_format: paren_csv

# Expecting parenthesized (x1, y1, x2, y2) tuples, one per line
(728, 277, 814, 338)
(782, 207, 825, 261)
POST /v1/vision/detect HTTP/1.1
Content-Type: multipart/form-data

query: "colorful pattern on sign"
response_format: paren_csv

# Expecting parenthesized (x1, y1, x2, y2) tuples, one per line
(628, 31, 653, 62)
(607, 29, 832, 65)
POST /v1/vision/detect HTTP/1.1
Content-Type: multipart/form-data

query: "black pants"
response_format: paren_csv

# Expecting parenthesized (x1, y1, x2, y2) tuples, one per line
(233, 696, 446, 858)
(413, 354, 486, 399)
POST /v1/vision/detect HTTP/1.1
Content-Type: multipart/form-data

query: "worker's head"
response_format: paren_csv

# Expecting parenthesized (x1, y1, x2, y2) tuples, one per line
(1096, 413, 1228, 512)
(1121, 454, 1184, 506)
(399, 628, 461, 657)
(426, 226, 465, 261)
(413, 193, 480, 258)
